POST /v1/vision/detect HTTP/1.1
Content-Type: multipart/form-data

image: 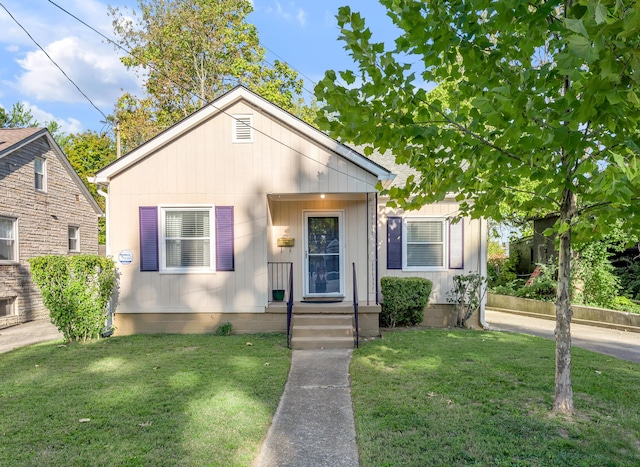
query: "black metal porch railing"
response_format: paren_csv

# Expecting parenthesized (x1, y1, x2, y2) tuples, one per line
(268, 262, 292, 303)
(267, 261, 294, 348)
(286, 263, 293, 348)
(352, 262, 359, 348)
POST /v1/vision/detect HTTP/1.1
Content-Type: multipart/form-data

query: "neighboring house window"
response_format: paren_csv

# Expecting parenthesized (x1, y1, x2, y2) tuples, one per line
(0, 216, 17, 263)
(403, 217, 447, 270)
(139, 206, 234, 273)
(232, 114, 253, 143)
(161, 207, 213, 271)
(68, 226, 80, 252)
(0, 297, 15, 317)
(34, 156, 46, 191)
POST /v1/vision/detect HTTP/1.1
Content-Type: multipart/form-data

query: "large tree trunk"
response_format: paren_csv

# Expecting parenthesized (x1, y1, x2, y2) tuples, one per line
(554, 188, 575, 414)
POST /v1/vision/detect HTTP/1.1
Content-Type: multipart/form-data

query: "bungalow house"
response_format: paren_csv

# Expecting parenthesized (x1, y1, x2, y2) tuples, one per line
(93, 86, 487, 347)
(0, 128, 102, 328)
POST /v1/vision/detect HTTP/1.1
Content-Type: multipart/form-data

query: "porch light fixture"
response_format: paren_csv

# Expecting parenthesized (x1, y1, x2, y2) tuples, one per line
(320, 193, 325, 199)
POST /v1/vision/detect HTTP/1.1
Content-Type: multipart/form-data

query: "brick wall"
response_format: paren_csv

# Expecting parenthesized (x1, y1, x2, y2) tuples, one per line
(0, 136, 99, 326)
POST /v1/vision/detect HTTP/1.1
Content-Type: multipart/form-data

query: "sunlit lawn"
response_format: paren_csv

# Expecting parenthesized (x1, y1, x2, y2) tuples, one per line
(351, 329, 640, 466)
(0, 334, 290, 466)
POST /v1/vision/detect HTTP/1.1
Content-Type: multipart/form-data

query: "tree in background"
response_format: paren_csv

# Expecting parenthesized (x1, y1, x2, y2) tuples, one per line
(315, 1, 640, 414)
(59, 132, 117, 244)
(108, 0, 308, 152)
(1, 102, 64, 141)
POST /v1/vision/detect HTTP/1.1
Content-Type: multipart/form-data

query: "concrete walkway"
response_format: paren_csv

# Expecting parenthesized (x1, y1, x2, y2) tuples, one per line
(255, 349, 358, 467)
(486, 309, 640, 363)
(0, 319, 63, 354)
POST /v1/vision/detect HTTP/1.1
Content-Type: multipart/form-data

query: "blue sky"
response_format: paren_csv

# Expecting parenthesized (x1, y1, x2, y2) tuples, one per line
(0, 0, 397, 135)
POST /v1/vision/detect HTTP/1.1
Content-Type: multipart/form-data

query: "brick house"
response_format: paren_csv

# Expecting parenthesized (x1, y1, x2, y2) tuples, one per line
(0, 128, 102, 328)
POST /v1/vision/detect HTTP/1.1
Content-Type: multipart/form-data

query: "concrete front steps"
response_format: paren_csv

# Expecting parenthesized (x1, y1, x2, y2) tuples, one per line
(290, 313, 355, 350)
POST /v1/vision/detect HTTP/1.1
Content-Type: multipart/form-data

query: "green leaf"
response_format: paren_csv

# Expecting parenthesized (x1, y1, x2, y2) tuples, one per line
(567, 35, 598, 63)
(594, 2, 609, 24)
(558, 222, 570, 235)
(340, 70, 356, 85)
(565, 18, 588, 37)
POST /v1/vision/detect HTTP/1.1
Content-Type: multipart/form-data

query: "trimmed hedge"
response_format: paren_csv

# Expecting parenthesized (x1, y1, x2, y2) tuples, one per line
(380, 277, 433, 327)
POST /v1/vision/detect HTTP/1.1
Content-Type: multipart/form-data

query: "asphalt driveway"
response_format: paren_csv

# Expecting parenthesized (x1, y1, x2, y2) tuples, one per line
(486, 309, 640, 363)
(0, 320, 63, 354)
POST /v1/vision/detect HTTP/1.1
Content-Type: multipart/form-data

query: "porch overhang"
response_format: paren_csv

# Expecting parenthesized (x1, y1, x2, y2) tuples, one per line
(267, 192, 372, 202)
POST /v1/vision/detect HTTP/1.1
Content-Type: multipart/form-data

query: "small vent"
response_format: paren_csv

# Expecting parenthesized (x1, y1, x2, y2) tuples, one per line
(232, 114, 253, 143)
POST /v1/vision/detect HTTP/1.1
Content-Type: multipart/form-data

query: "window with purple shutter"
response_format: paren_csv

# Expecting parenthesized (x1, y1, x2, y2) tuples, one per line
(139, 206, 159, 271)
(215, 206, 234, 271)
(387, 217, 402, 269)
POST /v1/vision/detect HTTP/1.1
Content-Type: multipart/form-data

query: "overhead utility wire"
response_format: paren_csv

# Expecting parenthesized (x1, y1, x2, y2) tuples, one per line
(0, 2, 109, 123)
(46, 0, 366, 180)
(261, 43, 318, 86)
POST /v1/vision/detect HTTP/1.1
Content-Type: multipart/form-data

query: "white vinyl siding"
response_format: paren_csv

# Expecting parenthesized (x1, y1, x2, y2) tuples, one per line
(160, 206, 214, 272)
(403, 217, 446, 270)
(34, 156, 46, 191)
(68, 226, 80, 252)
(232, 114, 253, 143)
(0, 216, 17, 263)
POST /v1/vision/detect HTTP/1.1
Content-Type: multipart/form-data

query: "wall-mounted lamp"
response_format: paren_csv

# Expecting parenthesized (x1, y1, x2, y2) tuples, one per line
(320, 193, 325, 199)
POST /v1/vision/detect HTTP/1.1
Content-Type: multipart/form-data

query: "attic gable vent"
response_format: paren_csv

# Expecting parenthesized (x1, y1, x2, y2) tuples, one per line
(232, 114, 253, 143)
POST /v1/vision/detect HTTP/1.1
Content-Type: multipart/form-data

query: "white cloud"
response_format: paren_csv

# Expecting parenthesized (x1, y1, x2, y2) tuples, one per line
(23, 102, 83, 134)
(15, 36, 139, 108)
(264, 1, 307, 27)
(296, 8, 306, 27)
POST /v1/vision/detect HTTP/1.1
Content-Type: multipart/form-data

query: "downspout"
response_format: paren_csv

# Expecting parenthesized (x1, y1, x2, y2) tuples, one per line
(97, 185, 110, 257)
(96, 183, 114, 336)
(375, 192, 379, 305)
(366, 193, 370, 306)
(479, 217, 489, 329)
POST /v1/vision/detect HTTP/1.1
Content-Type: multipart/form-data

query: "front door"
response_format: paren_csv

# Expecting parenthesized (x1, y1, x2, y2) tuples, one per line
(304, 211, 344, 298)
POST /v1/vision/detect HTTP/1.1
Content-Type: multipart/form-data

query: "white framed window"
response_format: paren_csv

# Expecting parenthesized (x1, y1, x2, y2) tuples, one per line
(68, 226, 80, 252)
(402, 217, 447, 270)
(34, 156, 46, 191)
(159, 206, 215, 273)
(0, 216, 17, 263)
(232, 114, 253, 143)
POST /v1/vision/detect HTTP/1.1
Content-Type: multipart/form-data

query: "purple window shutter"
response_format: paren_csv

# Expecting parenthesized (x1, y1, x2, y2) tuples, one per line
(139, 206, 159, 272)
(387, 217, 402, 270)
(449, 220, 464, 269)
(216, 206, 234, 271)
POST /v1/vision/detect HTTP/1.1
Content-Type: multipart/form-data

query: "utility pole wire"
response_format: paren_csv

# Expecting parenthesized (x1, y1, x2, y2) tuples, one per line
(46, 0, 321, 102)
(45, 0, 361, 179)
(0, 2, 109, 123)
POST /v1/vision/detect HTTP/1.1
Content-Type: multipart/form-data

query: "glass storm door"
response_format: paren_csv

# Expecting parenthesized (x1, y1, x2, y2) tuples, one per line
(304, 212, 344, 297)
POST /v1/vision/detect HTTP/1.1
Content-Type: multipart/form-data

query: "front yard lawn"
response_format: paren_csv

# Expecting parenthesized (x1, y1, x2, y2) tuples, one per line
(0, 334, 290, 466)
(351, 329, 640, 466)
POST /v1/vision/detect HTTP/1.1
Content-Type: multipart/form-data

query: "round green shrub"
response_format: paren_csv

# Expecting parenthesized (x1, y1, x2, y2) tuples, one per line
(380, 277, 433, 328)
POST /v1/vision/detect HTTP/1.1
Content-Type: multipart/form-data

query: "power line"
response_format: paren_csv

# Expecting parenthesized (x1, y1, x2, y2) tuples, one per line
(0, 2, 109, 123)
(45, 0, 320, 103)
(45, 0, 367, 181)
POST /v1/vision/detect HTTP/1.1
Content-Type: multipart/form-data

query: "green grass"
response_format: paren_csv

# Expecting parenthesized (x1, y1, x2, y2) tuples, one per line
(0, 334, 290, 466)
(351, 329, 640, 466)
